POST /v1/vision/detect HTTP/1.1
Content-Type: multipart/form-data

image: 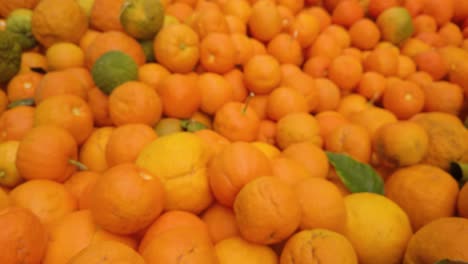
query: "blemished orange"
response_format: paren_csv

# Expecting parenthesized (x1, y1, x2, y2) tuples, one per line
(234, 176, 301, 245)
(280, 229, 358, 264)
(9, 179, 77, 228)
(295, 177, 347, 233)
(201, 203, 240, 243)
(385, 164, 459, 231)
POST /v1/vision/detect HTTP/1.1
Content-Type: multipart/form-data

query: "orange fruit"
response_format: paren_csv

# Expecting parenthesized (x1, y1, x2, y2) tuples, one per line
(422, 0, 454, 26)
(315, 110, 351, 139)
(422, 81, 464, 116)
(458, 183, 468, 218)
(63, 171, 100, 210)
(138, 63, 170, 90)
(90, 163, 165, 235)
(270, 156, 312, 186)
(243, 54, 281, 95)
(279, 229, 358, 264)
(34, 70, 87, 105)
(265, 86, 308, 121)
(234, 176, 301, 245)
(325, 122, 372, 163)
(349, 18, 381, 50)
(367, 0, 400, 18)
(328, 54, 363, 92)
(221, 0, 252, 23)
(158, 73, 201, 119)
(215, 236, 278, 264)
(108, 81, 163, 126)
(295, 177, 347, 233)
(6, 72, 43, 102)
(78, 127, 114, 173)
(372, 121, 429, 168)
(307, 33, 342, 60)
(0, 0, 40, 17)
(247, 0, 282, 42)
(0, 206, 48, 264)
(385, 164, 459, 231)
(199, 32, 236, 74)
(201, 203, 240, 243)
(42, 210, 137, 264)
(288, 11, 320, 48)
(281, 71, 319, 112)
(89, 0, 125, 31)
(348, 106, 398, 137)
(331, 0, 365, 28)
(403, 217, 468, 263)
(9, 179, 77, 227)
(0, 106, 35, 142)
(314, 77, 341, 113)
(275, 112, 322, 150)
(46, 42, 85, 71)
(281, 141, 330, 179)
(302, 55, 331, 78)
(69, 240, 145, 264)
(266, 33, 304, 66)
(190, 8, 229, 38)
(86, 87, 111, 125)
(363, 46, 399, 77)
(382, 79, 425, 120)
(213, 101, 261, 142)
(356, 71, 386, 102)
(105, 124, 158, 166)
(208, 141, 272, 207)
(31, 0, 88, 47)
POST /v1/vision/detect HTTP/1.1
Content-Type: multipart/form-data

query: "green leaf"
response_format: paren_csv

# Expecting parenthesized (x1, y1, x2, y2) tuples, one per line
(449, 162, 468, 188)
(7, 98, 35, 109)
(180, 119, 207, 133)
(434, 259, 468, 264)
(326, 151, 385, 195)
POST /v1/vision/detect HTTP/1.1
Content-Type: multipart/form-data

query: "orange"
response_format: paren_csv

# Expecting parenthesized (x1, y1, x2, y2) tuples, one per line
(281, 71, 319, 112)
(243, 54, 281, 95)
(373, 121, 429, 168)
(215, 236, 278, 264)
(158, 73, 201, 118)
(331, 0, 365, 28)
(89, 0, 125, 31)
(397, 54, 417, 78)
(78, 127, 114, 173)
(138, 63, 170, 90)
(6, 71, 42, 102)
(19, 51, 48, 74)
(349, 18, 381, 50)
(385, 164, 459, 231)
(0, 0, 40, 17)
(422, 0, 454, 26)
(281, 141, 330, 178)
(275, 112, 322, 150)
(256, 119, 277, 145)
(344, 192, 413, 264)
(208, 141, 272, 207)
(139, 227, 218, 264)
(226, 15, 247, 34)
(68, 240, 145, 264)
(266, 33, 304, 66)
(190, 8, 229, 38)
(348, 106, 398, 137)
(201, 203, 240, 243)
(165, 2, 194, 23)
(412, 14, 437, 34)
(0, 106, 35, 142)
(31, 0, 88, 47)
(224, 68, 248, 102)
(314, 77, 341, 113)
(0, 206, 48, 264)
(105, 124, 158, 166)
(234, 176, 301, 245)
(221, 0, 252, 23)
(328, 54, 363, 92)
(280, 229, 358, 264)
(288, 11, 320, 48)
(439, 22, 463, 46)
(295, 177, 347, 233)
(46, 42, 85, 71)
(9, 179, 77, 228)
(325, 122, 372, 163)
(199, 32, 236, 74)
(422, 81, 464, 116)
(34, 94, 93, 145)
(363, 46, 399, 77)
(42, 210, 137, 264)
(247, 0, 282, 42)
(230, 33, 254, 66)
(302, 55, 331, 78)
(413, 49, 448, 81)
(63, 171, 100, 210)
(265, 86, 308, 121)
(90, 163, 165, 235)
(248, 94, 268, 120)
(34, 70, 87, 105)
(356, 71, 386, 102)
(323, 24, 351, 49)
(315, 110, 350, 140)
(213, 101, 260, 142)
(404, 217, 468, 263)
(382, 79, 425, 120)
(306, 6, 332, 32)
(270, 156, 312, 186)
(139, 210, 210, 253)
(307, 33, 342, 60)
(367, 0, 399, 18)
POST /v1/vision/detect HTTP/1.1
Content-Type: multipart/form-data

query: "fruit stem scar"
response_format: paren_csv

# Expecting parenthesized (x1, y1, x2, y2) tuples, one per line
(69, 159, 88, 171)
(0, 170, 5, 178)
(179, 42, 187, 50)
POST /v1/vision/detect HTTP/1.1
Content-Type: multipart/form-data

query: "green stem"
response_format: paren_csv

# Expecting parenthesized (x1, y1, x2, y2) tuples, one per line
(242, 92, 254, 114)
(7, 98, 35, 109)
(69, 159, 88, 171)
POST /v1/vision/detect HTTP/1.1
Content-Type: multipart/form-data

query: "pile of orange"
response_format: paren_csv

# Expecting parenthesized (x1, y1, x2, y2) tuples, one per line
(1, 0, 468, 263)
